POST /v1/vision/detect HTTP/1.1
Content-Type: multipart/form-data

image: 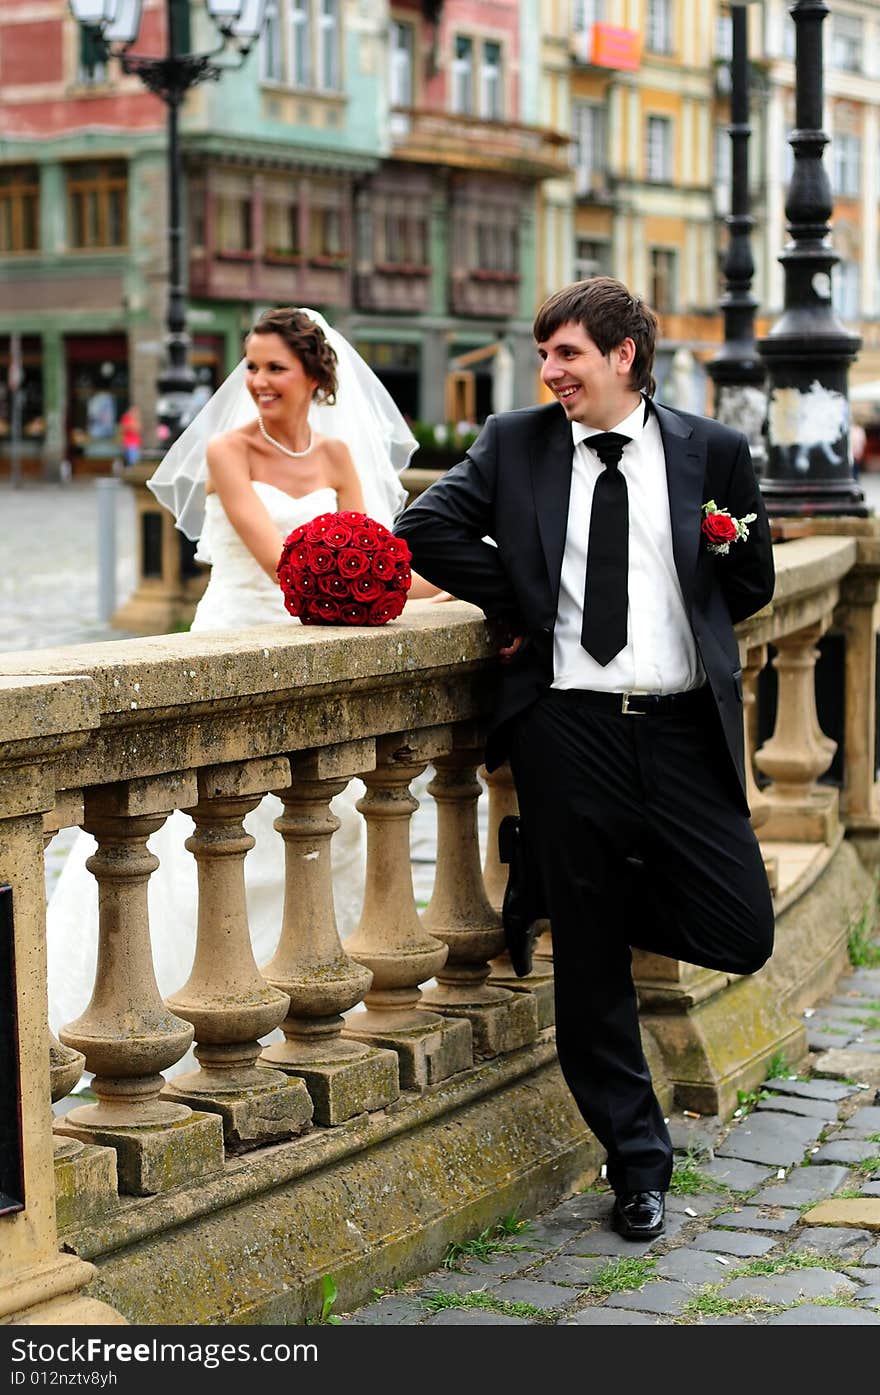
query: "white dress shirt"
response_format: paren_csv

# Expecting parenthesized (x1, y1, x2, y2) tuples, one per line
(552, 397, 704, 694)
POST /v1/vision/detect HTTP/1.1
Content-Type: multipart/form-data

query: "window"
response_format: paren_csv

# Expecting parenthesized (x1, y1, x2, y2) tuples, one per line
(216, 193, 253, 255)
(646, 0, 673, 55)
(77, 25, 107, 86)
(714, 13, 732, 61)
(66, 162, 127, 249)
(390, 19, 414, 107)
(573, 102, 607, 194)
(0, 166, 39, 254)
(649, 247, 676, 311)
(317, 0, 339, 91)
(833, 134, 861, 198)
(260, 0, 283, 82)
(452, 35, 474, 114)
(573, 0, 604, 30)
(264, 180, 300, 258)
(378, 197, 428, 268)
(480, 41, 502, 120)
(291, 0, 312, 86)
(308, 182, 347, 263)
(573, 238, 611, 280)
(832, 259, 860, 321)
(645, 116, 672, 182)
(831, 14, 862, 73)
(474, 218, 519, 275)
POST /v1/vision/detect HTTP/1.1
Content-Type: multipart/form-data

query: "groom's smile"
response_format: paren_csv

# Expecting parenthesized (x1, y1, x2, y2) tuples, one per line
(536, 320, 641, 432)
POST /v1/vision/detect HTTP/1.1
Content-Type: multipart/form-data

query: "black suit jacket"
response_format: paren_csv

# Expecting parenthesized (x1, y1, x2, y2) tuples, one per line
(395, 399, 775, 812)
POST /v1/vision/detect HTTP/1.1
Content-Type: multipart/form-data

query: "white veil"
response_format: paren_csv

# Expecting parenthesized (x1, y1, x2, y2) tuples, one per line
(146, 308, 415, 541)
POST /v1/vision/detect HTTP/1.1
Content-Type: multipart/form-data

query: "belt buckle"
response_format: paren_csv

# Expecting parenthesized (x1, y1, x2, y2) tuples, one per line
(621, 693, 647, 716)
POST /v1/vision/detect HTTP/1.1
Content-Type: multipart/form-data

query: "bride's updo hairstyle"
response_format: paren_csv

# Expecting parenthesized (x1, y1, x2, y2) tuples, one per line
(247, 307, 339, 406)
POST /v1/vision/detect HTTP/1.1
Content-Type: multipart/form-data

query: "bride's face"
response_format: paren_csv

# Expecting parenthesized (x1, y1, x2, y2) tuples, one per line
(245, 333, 318, 419)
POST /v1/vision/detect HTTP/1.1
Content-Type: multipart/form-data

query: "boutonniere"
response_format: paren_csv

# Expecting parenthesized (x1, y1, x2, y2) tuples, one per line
(701, 499, 757, 556)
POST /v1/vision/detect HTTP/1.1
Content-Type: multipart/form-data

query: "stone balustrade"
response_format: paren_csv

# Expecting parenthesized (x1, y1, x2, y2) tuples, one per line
(1, 529, 878, 1326)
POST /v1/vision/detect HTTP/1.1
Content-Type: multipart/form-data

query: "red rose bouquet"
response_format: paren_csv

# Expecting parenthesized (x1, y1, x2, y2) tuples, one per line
(276, 510, 412, 626)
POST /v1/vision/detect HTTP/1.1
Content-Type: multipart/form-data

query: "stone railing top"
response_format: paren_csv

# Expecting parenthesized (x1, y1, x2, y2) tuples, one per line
(769, 535, 857, 605)
(0, 602, 494, 718)
(0, 604, 500, 805)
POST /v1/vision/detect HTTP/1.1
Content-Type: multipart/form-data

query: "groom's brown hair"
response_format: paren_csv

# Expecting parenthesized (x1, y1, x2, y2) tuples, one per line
(533, 277, 658, 398)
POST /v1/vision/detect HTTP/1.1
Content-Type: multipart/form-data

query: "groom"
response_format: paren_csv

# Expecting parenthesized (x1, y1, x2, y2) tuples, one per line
(395, 277, 776, 1240)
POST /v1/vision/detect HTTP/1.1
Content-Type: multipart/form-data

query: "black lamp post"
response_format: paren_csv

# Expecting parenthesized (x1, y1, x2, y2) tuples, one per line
(707, 1, 766, 474)
(757, 0, 865, 516)
(68, 0, 267, 446)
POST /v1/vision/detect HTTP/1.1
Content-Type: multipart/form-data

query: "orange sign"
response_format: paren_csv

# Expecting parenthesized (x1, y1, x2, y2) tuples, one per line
(591, 23, 641, 72)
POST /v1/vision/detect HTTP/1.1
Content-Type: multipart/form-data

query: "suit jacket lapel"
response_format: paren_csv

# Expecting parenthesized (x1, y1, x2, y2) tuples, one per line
(532, 405, 574, 619)
(653, 402, 706, 612)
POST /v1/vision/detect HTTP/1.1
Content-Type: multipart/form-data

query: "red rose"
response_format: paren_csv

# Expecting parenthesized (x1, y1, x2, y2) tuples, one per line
(371, 550, 398, 579)
(337, 547, 370, 578)
(308, 546, 335, 574)
(305, 514, 335, 542)
(304, 596, 341, 623)
(351, 574, 384, 602)
(353, 522, 381, 548)
(325, 521, 353, 549)
(701, 511, 738, 545)
(384, 535, 410, 561)
(318, 573, 352, 598)
(369, 593, 406, 624)
(340, 601, 370, 625)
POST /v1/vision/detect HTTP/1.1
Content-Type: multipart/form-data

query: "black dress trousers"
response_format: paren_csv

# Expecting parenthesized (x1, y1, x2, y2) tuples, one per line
(508, 687, 774, 1196)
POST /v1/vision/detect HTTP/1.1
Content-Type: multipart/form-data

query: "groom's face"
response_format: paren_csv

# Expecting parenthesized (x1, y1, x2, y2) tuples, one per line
(537, 320, 638, 431)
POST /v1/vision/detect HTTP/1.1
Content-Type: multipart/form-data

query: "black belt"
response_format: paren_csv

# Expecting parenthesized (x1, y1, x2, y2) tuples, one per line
(552, 686, 710, 718)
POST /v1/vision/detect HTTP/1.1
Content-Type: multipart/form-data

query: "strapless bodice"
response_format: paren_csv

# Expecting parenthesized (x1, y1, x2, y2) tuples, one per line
(190, 482, 337, 632)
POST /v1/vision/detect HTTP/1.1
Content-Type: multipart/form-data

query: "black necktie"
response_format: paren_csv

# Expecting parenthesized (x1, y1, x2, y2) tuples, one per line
(580, 431, 631, 666)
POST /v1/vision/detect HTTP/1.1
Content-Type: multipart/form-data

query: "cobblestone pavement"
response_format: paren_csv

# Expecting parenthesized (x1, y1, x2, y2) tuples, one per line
(340, 964, 880, 1327)
(1, 479, 137, 653)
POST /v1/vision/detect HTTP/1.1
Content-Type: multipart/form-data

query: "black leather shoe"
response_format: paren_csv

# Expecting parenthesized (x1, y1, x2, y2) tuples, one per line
(611, 1190, 666, 1241)
(498, 815, 540, 977)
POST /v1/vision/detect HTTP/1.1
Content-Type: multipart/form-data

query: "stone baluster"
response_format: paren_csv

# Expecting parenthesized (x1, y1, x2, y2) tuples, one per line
(54, 774, 225, 1195)
(483, 762, 556, 1028)
(835, 564, 880, 866)
(753, 618, 839, 843)
(162, 758, 313, 1150)
(0, 674, 123, 1325)
(480, 761, 519, 910)
(260, 741, 400, 1125)
(419, 737, 538, 1057)
(343, 729, 473, 1089)
(742, 643, 778, 895)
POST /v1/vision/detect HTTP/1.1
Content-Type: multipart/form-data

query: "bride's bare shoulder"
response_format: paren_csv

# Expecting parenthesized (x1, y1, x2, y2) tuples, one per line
(208, 421, 259, 456)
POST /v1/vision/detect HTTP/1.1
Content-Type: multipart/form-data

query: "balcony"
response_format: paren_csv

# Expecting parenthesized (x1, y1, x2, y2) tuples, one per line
(389, 108, 570, 181)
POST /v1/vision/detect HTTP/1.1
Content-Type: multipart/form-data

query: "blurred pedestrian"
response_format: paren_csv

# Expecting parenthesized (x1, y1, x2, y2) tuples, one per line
(119, 404, 142, 468)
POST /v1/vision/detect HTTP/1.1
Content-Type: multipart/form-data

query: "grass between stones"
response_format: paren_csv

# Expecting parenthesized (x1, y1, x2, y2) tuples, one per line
(847, 895, 880, 968)
(420, 1290, 546, 1319)
(441, 1211, 532, 1270)
(852, 1155, 880, 1176)
(729, 1252, 835, 1278)
(669, 1149, 728, 1196)
(585, 1257, 657, 1297)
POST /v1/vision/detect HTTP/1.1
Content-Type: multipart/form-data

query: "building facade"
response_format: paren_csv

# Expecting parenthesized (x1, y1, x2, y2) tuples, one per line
(0, 0, 568, 475)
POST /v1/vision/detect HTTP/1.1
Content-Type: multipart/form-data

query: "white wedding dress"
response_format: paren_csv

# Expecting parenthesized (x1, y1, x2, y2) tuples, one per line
(46, 483, 365, 1075)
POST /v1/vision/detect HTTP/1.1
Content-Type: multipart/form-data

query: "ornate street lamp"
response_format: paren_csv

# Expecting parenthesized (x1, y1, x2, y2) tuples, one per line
(756, 0, 865, 516)
(68, 0, 268, 444)
(707, 1, 766, 475)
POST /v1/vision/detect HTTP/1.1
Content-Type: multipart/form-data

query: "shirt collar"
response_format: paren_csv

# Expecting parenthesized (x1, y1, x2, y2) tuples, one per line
(571, 395, 651, 450)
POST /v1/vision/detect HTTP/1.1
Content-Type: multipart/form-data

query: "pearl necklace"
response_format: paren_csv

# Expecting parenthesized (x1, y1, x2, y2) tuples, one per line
(257, 413, 314, 458)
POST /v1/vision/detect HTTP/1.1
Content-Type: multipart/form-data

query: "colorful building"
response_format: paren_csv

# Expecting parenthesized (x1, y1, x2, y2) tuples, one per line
(0, 0, 569, 476)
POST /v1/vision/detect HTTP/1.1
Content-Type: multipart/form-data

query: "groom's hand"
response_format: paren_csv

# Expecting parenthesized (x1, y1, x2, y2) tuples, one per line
(498, 634, 525, 664)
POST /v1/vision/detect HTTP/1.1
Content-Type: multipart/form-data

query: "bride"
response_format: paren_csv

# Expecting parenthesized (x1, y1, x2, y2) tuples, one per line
(46, 307, 439, 1074)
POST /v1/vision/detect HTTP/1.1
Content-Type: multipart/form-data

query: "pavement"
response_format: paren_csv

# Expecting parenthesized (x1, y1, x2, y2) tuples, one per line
(6, 477, 880, 1327)
(339, 965, 880, 1327)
